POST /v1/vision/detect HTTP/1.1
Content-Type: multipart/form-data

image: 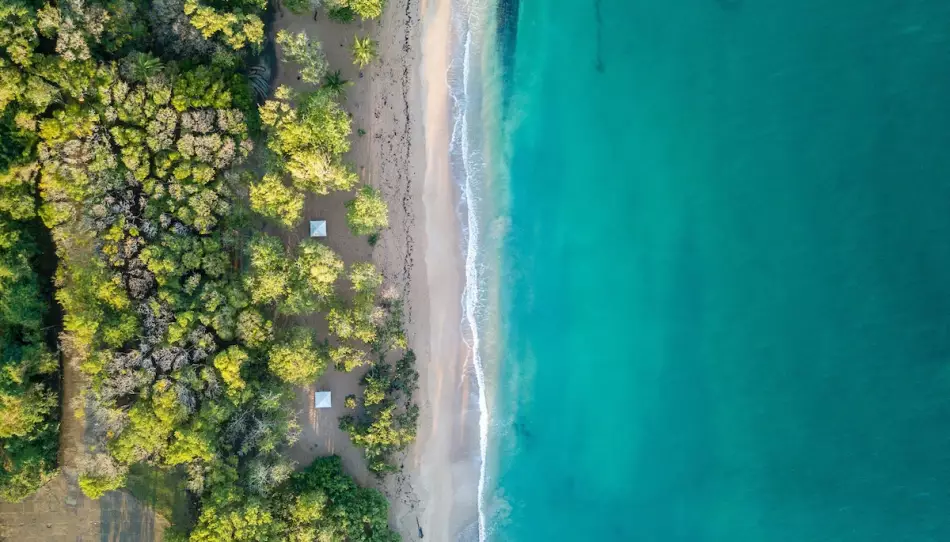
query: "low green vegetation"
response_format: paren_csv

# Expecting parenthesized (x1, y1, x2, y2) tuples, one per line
(351, 35, 378, 69)
(327, 6, 357, 23)
(322, 70, 352, 100)
(341, 349, 417, 474)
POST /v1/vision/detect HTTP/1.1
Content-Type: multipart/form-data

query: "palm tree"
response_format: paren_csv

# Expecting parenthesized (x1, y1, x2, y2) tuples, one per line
(127, 52, 163, 82)
(351, 36, 378, 69)
(322, 70, 353, 100)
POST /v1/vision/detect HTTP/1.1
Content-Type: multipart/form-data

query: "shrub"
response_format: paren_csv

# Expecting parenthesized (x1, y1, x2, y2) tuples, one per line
(268, 327, 328, 385)
(345, 186, 388, 235)
(79, 472, 126, 499)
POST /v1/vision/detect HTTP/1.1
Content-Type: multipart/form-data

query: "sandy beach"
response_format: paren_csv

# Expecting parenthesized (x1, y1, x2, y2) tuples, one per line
(275, 0, 481, 540)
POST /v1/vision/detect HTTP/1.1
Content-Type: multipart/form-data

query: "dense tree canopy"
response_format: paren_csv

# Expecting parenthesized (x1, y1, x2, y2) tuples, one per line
(245, 234, 344, 315)
(0, 0, 415, 535)
(260, 86, 357, 195)
(189, 455, 398, 542)
(0, 27, 60, 497)
(0, 222, 59, 501)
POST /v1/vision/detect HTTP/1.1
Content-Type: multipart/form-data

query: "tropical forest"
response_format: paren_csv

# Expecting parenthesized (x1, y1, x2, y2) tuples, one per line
(0, 0, 418, 539)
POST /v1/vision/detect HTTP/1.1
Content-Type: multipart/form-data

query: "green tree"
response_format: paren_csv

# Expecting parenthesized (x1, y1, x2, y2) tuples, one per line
(327, 0, 385, 20)
(0, 164, 38, 220)
(340, 405, 416, 474)
(190, 495, 284, 542)
(326, 298, 377, 344)
(276, 30, 329, 84)
(286, 456, 398, 541)
(345, 185, 388, 235)
(236, 309, 273, 349)
(0, 2, 39, 67)
(110, 381, 189, 465)
(330, 345, 368, 372)
(339, 350, 418, 473)
(259, 86, 357, 195)
(326, 6, 356, 23)
(268, 327, 327, 385)
(0, 435, 58, 502)
(348, 262, 383, 294)
(165, 414, 217, 466)
(351, 35, 378, 69)
(0, 197, 60, 503)
(124, 52, 163, 82)
(213, 346, 249, 400)
(290, 240, 343, 304)
(245, 235, 344, 315)
(249, 173, 303, 228)
(245, 234, 291, 306)
(0, 386, 57, 439)
(183, 0, 265, 51)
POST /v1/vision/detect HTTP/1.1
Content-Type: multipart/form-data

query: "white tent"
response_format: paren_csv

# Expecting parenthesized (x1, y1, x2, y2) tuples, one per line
(310, 220, 327, 238)
(314, 391, 332, 409)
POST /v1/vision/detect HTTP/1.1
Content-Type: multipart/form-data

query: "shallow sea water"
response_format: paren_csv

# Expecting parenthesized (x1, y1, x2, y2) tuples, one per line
(481, 0, 950, 540)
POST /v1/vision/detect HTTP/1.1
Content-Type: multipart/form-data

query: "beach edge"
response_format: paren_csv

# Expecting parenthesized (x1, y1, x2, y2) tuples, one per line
(373, 0, 482, 539)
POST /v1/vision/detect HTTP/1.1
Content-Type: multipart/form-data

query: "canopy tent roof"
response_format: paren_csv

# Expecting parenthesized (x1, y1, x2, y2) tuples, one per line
(310, 220, 327, 237)
(314, 391, 332, 409)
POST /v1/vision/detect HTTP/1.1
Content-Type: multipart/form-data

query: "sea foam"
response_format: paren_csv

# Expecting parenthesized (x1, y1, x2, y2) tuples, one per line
(448, 0, 493, 539)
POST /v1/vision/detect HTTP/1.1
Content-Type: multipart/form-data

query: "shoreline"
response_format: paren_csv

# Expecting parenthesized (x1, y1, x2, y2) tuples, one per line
(380, 0, 482, 539)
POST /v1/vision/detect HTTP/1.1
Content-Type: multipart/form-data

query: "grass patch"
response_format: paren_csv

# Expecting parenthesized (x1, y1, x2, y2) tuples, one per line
(126, 464, 195, 531)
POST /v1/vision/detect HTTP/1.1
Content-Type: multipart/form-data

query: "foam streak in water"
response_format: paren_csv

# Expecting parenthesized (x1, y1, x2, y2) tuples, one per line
(458, 34, 489, 542)
(449, 2, 489, 539)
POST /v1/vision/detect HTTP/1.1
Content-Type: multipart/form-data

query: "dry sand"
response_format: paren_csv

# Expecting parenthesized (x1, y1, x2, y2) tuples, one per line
(276, 0, 481, 540)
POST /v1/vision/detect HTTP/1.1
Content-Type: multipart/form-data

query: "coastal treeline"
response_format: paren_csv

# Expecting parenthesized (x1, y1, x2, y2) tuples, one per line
(0, 0, 418, 539)
(0, 108, 59, 501)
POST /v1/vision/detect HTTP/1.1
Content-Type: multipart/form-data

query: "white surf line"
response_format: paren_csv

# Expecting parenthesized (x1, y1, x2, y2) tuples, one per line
(449, 15, 489, 542)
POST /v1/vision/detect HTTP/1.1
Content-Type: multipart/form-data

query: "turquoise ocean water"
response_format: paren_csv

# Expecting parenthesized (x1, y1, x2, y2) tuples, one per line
(455, 0, 950, 540)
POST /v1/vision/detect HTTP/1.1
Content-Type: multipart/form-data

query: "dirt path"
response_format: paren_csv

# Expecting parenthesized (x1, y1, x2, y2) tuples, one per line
(0, 346, 167, 541)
